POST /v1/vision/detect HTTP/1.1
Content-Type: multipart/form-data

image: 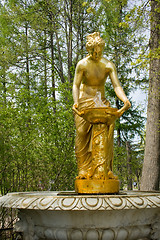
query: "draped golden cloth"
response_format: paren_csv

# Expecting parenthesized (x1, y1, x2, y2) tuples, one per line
(75, 97, 114, 179)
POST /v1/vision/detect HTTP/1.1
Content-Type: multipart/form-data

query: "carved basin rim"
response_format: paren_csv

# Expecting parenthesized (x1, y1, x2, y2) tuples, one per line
(0, 191, 160, 211)
(3, 190, 160, 198)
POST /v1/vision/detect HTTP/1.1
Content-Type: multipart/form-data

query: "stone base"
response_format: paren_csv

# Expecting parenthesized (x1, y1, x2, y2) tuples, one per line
(1, 191, 160, 240)
(75, 179, 119, 194)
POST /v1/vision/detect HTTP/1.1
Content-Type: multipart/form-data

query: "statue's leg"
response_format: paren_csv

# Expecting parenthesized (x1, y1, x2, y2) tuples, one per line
(75, 115, 93, 179)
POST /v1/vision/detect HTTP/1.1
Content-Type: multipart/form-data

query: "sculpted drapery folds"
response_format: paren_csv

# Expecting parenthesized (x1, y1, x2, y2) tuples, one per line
(72, 32, 131, 181)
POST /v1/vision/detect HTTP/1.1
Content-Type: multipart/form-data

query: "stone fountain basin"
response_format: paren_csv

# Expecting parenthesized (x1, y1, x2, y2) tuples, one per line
(0, 191, 160, 240)
(82, 107, 119, 124)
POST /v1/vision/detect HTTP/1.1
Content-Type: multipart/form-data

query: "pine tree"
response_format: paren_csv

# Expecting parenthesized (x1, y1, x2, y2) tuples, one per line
(140, 0, 160, 191)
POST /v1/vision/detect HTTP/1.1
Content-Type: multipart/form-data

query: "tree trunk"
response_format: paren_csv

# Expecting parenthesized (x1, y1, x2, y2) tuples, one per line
(140, 0, 160, 191)
(50, 31, 56, 112)
(54, 26, 65, 83)
(67, 0, 73, 84)
(2, 67, 6, 104)
(25, 24, 31, 119)
(126, 141, 132, 190)
(44, 30, 47, 99)
(25, 24, 30, 95)
(116, 99, 121, 147)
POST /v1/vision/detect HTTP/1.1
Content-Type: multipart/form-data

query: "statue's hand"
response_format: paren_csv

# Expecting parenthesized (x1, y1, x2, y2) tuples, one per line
(124, 100, 131, 110)
(117, 100, 131, 117)
(72, 104, 84, 117)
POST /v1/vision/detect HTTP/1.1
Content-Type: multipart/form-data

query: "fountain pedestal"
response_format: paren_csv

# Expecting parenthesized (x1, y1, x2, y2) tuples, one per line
(0, 191, 160, 240)
(75, 179, 119, 194)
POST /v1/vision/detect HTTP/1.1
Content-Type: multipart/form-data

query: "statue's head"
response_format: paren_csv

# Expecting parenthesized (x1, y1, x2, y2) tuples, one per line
(86, 32, 105, 61)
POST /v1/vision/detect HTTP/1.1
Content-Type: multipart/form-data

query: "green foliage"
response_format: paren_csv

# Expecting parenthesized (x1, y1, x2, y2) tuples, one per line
(0, 85, 76, 194)
(0, 0, 148, 194)
(113, 141, 144, 190)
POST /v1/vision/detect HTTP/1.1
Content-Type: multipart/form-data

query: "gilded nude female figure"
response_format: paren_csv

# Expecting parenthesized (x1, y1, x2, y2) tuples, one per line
(72, 32, 131, 181)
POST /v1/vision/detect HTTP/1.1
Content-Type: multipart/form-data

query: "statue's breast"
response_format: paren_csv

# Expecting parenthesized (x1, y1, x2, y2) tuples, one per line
(83, 63, 106, 86)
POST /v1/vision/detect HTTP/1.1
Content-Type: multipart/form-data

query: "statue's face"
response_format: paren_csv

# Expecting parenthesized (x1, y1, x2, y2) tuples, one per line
(90, 45, 102, 61)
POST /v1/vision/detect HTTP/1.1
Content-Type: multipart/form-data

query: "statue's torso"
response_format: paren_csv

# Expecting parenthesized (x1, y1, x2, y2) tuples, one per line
(79, 57, 111, 99)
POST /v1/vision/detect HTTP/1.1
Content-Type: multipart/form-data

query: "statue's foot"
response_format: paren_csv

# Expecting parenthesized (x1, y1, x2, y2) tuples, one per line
(93, 174, 100, 180)
(76, 174, 86, 179)
(93, 174, 105, 180)
(76, 169, 93, 179)
(108, 171, 118, 180)
(92, 170, 109, 180)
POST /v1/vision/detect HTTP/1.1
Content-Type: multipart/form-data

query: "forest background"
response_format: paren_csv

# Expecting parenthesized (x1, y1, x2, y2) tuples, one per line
(0, 0, 157, 195)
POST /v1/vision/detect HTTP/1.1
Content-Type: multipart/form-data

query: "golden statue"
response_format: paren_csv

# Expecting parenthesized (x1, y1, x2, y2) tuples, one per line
(72, 32, 131, 193)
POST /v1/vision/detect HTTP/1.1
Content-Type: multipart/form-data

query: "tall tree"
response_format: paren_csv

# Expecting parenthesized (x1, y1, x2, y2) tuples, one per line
(140, 0, 160, 191)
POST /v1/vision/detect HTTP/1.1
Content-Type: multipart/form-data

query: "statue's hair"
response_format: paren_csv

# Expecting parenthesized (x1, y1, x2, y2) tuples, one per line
(86, 32, 105, 53)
